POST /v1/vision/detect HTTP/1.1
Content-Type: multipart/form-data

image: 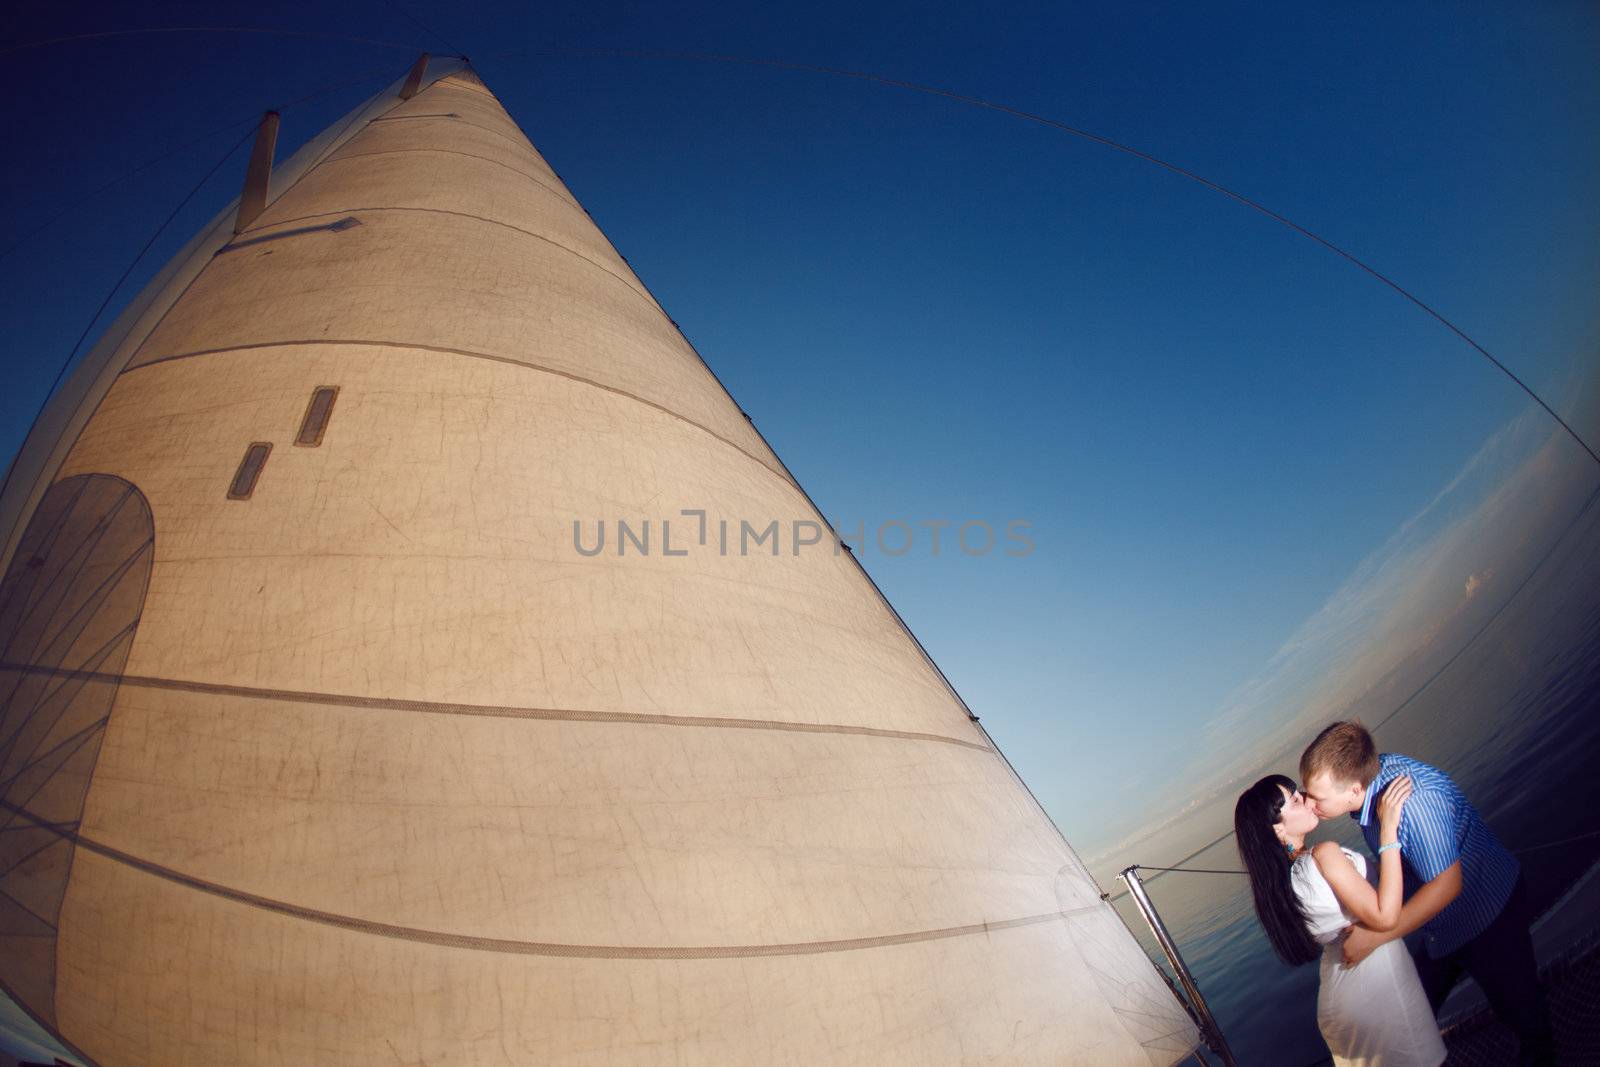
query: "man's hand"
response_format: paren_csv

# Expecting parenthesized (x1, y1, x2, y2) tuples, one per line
(1341, 860, 1462, 967)
(1341, 925, 1385, 967)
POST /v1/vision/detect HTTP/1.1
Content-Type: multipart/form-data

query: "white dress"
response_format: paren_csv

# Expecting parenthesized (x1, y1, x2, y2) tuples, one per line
(1290, 848, 1446, 1067)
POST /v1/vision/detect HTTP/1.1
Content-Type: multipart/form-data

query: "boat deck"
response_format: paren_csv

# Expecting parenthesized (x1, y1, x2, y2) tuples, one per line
(1440, 931, 1600, 1066)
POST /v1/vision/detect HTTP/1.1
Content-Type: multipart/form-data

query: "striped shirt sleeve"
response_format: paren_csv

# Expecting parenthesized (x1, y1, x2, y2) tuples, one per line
(1399, 784, 1458, 883)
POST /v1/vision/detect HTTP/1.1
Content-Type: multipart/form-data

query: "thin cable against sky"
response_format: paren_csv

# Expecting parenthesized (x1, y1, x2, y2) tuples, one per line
(373, 0, 466, 58)
(0, 57, 419, 510)
(482, 46, 1600, 471)
(0, 65, 410, 265)
(0, 26, 429, 58)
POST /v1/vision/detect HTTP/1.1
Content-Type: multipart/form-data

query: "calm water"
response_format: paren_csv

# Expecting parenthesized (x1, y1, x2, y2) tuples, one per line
(1115, 483, 1600, 1066)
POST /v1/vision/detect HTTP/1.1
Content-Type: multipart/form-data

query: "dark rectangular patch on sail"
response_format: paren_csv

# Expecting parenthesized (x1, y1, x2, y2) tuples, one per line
(295, 386, 339, 447)
(227, 443, 272, 500)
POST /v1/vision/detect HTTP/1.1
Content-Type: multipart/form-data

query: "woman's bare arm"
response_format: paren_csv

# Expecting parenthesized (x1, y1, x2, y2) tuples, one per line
(1312, 776, 1412, 933)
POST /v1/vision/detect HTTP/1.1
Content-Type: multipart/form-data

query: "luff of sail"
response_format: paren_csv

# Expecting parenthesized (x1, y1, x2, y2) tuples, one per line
(0, 60, 1198, 1064)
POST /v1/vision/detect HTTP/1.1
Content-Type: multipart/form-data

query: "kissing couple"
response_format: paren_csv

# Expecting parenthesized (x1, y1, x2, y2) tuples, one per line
(1233, 721, 1555, 1066)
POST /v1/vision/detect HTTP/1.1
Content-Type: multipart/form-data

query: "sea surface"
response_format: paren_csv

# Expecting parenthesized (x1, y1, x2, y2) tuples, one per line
(1113, 482, 1600, 1067)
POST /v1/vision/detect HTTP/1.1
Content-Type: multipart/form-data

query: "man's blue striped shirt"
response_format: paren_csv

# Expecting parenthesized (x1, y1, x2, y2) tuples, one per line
(1355, 753, 1518, 958)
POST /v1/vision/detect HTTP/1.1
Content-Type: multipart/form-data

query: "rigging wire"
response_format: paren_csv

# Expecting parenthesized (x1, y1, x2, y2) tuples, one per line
(0, 26, 430, 58)
(1111, 476, 1600, 887)
(0, 130, 249, 509)
(0, 117, 256, 263)
(475, 46, 1600, 943)
(372, 0, 466, 60)
(1366, 477, 1600, 738)
(0, 64, 408, 265)
(7, 20, 1590, 903)
(476, 40, 1600, 930)
(0, 58, 416, 513)
(1128, 827, 1600, 879)
(481, 45, 1600, 470)
(37, 124, 257, 420)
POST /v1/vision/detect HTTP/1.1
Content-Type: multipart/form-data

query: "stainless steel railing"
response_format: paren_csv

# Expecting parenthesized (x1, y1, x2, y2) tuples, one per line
(1119, 865, 1240, 1067)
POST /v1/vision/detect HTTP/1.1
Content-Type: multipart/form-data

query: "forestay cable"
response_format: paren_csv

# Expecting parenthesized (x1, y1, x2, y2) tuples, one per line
(485, 46, 1600, 469)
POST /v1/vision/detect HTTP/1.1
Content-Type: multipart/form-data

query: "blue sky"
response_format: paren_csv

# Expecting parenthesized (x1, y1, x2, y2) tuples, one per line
(2, 2, 1597, 866)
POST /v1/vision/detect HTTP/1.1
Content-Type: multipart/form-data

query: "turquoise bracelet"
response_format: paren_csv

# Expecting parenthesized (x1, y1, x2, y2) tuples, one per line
(1378, 842, 1402, 855)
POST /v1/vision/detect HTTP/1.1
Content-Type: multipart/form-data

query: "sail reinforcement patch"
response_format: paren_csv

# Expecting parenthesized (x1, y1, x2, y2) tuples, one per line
(295, 387, 339, 447)
(227, 442, 272, 500)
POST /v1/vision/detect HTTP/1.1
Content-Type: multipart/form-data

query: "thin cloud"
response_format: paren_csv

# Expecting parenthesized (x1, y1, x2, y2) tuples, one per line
(1084, 404, 1576, 861)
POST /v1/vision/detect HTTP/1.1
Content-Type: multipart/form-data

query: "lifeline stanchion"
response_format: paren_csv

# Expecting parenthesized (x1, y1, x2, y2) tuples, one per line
(1120, 865, 1240, 1067)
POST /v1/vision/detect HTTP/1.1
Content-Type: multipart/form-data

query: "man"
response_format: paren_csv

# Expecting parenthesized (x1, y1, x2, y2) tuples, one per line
(1299, 721, 1554, 1066)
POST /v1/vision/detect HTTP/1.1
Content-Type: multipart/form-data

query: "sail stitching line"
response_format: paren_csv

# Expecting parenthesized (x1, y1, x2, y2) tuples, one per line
(118, 339, 792, 485)
(366, 112, 533, 153)
(242, 194, 643, 308)
(0, 65, 423, 531)
(102, 60, 458, 378)
(429, 77, 497, 99)
(234, 204, 651, 302)
(0, 662, 994, 751)
(120, 71, 1035, 853)
(2, 799, 1086, 958)
(314, 147, 575, 205)
(128, 95, 790, 522)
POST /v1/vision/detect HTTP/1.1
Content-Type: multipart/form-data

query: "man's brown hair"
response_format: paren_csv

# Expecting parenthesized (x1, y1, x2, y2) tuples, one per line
(1299, 721, 1380, 788)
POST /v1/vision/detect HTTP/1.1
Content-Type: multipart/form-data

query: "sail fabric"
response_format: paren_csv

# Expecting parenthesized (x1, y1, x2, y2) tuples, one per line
(0, 67, 1198, 1065)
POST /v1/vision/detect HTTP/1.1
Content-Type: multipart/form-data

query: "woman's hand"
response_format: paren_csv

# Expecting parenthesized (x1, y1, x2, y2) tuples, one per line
(1377, 775, 1412, 842)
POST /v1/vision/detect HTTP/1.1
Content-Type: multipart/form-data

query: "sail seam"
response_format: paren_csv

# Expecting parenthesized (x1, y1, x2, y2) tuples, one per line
(0, 64, 444, 552)
(1, 804, 1092, 958)
(0, 661, 993, 751)
(428, 78, 498, 100)
(119, 338, 791, 484)
(3, 800, 1085, 960)
(178, 199, 772, 481)
(235, 204, 651, 302)
(315, 146, 574, 205)
(366, 112, 532, 153)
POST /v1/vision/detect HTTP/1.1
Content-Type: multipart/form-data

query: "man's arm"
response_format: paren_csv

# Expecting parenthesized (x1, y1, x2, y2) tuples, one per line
(1343, 780, 1462, 967)
(1342, 861, 1461, 966)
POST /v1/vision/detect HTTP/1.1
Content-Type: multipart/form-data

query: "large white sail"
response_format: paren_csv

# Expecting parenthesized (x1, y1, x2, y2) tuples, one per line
(0, 59, 1198, 1065)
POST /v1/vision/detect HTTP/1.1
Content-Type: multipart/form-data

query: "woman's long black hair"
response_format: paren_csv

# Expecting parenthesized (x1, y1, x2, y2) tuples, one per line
(1234, 774, 1320, 966)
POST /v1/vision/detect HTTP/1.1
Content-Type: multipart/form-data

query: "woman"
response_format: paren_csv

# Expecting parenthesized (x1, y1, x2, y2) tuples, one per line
(1233, 773, 1445, 1066)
